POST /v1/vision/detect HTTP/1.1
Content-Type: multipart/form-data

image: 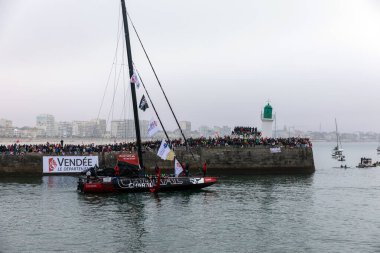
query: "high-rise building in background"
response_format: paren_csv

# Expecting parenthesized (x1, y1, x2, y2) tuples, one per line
(91, 119, 107, 138)
(71, 119, 106, 138)
(85, 119, 106, 138)
(221, 126, 232, 136)
(18, 127, 39, 138)
(111, 119, 149, 140)
(213, 126, 231, 137)
(197, 125, 231, 138)
(72, 121, 87, 137)
(199, 125, 212, 137)
(0, 118, 13, 137)
(36, 114, 56, 137)
(57, 122, 73, 138)
(111, 120, 126, 139)
(140, 120, 149, 139)
(179, 121, 191, 136)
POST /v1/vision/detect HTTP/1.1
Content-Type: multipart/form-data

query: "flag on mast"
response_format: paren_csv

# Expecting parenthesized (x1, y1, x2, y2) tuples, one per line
(167, 150, 175, 161)
(174, 159, 183, 177)
(130, 70, 140, 89)
(147, 118, 159, 137)
(157, 140, 171, 160)
(139, 95, 149, 111)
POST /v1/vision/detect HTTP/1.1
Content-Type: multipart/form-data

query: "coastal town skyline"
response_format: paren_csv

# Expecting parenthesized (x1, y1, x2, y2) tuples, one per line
(1, 113, 380, 142)
(1, 0, 380, 133)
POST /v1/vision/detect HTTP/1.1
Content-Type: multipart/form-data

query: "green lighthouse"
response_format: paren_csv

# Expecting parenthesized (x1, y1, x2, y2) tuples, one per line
(261, 102, 274, 137)
(263, 103, 273, 120)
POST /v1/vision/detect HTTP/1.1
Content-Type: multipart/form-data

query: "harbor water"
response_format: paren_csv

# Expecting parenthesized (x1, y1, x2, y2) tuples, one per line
(1, 142, 380, 252)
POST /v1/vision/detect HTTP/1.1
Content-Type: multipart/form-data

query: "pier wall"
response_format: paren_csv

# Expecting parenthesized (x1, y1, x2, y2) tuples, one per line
(0, 147, 314, 175)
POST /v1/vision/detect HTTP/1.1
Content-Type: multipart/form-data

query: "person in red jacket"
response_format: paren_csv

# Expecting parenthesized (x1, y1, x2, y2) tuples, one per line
(114, 164, 120, 177)
(202, 162, 207, 177)
(154, 165, 160, 177)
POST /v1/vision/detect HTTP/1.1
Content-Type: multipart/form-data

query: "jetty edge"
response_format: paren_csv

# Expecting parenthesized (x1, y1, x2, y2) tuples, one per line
(0, 146, 314, 175)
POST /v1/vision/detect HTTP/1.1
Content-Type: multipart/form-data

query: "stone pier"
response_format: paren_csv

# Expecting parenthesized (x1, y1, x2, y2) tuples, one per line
(0, 146, 315, 175)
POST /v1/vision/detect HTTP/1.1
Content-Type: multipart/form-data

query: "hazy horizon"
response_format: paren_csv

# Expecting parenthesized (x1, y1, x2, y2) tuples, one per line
(2, 113, 380, 134)
(1, 0, 380, 133)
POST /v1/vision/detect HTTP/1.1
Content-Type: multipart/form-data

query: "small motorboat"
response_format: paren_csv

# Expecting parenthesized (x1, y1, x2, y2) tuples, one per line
(357, 157, 378, 168)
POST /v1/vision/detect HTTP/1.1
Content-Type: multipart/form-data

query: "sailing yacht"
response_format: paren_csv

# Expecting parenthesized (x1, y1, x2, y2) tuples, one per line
(332, 119, 345, 161)
(77, 0, 217, 193)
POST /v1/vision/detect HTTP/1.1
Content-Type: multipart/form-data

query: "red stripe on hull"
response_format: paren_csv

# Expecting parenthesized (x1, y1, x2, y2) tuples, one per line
(204, 177, 217, 184)
(82, 182, 117, 193)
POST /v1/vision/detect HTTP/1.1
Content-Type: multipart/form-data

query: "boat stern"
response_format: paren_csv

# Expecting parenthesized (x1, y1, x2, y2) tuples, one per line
(204, 177, 218, 185)
(78, 177, 117, 193)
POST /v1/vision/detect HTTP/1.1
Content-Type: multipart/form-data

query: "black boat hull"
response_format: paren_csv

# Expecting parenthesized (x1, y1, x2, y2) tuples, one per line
(78, 176, 217, 193)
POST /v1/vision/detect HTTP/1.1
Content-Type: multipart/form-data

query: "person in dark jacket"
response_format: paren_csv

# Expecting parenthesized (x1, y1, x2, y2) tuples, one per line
(185, 163, 190, 177)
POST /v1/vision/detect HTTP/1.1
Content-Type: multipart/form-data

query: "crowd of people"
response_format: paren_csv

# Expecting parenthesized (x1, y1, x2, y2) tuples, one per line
(0, 136, 312, 156)
(184, 136, 311, 149)
(231, 126, 261, 136)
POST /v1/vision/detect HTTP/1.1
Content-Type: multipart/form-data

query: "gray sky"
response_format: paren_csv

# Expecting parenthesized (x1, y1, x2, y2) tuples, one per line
(1, 0, 380, 132)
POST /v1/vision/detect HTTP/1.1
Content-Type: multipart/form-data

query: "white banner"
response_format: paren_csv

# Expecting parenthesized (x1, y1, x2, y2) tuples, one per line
(270, 147, 281, 153)
(157, 139, 171, 160)
(174, 159, 183, 177)
(43, 156, 99, 173)
(147, 118, 159, 137)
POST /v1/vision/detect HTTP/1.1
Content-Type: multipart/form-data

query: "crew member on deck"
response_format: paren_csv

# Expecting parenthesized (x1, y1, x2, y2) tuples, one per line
(90, 166, 97, 179)
(202, 162, 207, 177)
(155, 165, 160, 177)
(114, 164, 120, 178)
(86, 170, 91, 183)
(185, 163, 189, 177)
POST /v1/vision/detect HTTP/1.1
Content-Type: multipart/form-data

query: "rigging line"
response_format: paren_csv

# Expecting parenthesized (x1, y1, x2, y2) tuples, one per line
(112, 47, 118, 122)
(120, 37, 127, 142)
(98, 6, 123, 143)
(133, 64, 171, 143)
(97, 60, 116, 143)
(97, 4, 123, 122)
(134, 65, 189, 168)
(118, 40, 133, 143)
(104, 62, 124, 143)
(126, 12, 191, 149)
(112, 3, 124, 124)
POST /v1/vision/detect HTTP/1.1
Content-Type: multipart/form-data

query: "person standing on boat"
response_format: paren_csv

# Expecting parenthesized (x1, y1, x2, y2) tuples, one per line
(114, 164, 120, 178)
(155, 165, 160, 177)
(185, 163, 190, 177)
(90, 165, 98, 179)
(202, 162, 207, 177)
(86, 170, 91, 183)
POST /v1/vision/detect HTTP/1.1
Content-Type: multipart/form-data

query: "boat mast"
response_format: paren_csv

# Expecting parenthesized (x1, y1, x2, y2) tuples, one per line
(121, 0, 144, 168)
(335, 118, 339, 149)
